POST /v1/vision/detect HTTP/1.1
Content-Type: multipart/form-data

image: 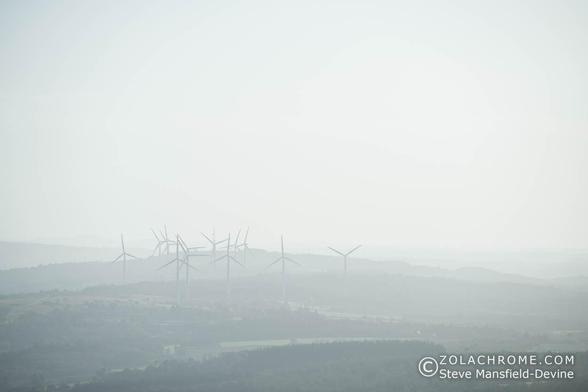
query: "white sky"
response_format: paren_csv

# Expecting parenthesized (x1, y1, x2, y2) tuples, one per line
(1, 0, 587, 251)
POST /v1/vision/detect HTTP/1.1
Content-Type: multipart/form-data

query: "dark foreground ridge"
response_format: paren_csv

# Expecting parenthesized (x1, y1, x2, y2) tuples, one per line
(15, 341, 586, 392)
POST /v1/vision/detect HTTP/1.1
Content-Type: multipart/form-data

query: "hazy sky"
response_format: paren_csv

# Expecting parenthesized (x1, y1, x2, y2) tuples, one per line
(1, 0, 587, 251)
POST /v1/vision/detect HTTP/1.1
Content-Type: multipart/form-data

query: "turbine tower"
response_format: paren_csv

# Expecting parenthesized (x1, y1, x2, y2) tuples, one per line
(328, 245, 362, 274)
(202, 229, 228, 266)
(266, 235, 299, 304)
(158, 235, 184, 305)
(112, 234, 138, 282)
(214, 233, 243, 303)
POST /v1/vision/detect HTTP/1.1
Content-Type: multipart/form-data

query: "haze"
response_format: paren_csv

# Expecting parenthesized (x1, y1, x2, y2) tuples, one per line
(1, 0, 587, 252)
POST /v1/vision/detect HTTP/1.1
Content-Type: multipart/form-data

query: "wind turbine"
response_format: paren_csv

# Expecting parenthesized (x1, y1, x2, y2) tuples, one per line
(266, 235, 299, 304)
(235, 227, 250, 264)
(158, 235, 184, 305)
(159, 225, 174, 255)
(177, 235, 206, 298)
(178, 234, 206, 255)
(215, 233, 243, 303)
(328, 245, 362, 274)
(202, 229, 228, 266)
(151, 228, 168, 256)
(112, 234, 138, 282)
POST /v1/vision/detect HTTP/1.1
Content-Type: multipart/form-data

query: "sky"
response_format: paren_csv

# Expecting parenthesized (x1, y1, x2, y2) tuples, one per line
(1, 0, 587, 252)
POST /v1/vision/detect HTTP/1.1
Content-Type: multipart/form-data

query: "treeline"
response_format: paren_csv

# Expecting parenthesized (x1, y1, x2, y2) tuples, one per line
(6, 341, 586, 392)
(59, 341, 445, 392)
(0, 301, 467, 388)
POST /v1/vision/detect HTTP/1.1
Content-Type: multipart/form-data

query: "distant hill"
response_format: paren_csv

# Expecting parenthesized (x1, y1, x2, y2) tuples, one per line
(0, 242, 578, 297)
(551, 275, 588, 291)
(0, 245, 559, 295)
(0, 241, 147, 270)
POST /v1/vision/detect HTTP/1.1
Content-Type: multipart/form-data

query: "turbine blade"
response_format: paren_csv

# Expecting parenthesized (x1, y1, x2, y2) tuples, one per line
(214, 255, 227, 263)
(285, 256, 300, 266)
(178, 240, 188, 253)
(234, 231, 241, 248)
(151, 229, 160, 241)
(152, 243, 161, 256)
(111, 254, 123, 263)
(126, 253, 139, 259)
(346, 245, 362, 256)
(180, 236, 190, 251)
(328, 247, 345, 256)
(201, 232, 213, 244)
(229, 255, 244, 267)
(265, 257, 282, 269)
(157, 258, 177, 270)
